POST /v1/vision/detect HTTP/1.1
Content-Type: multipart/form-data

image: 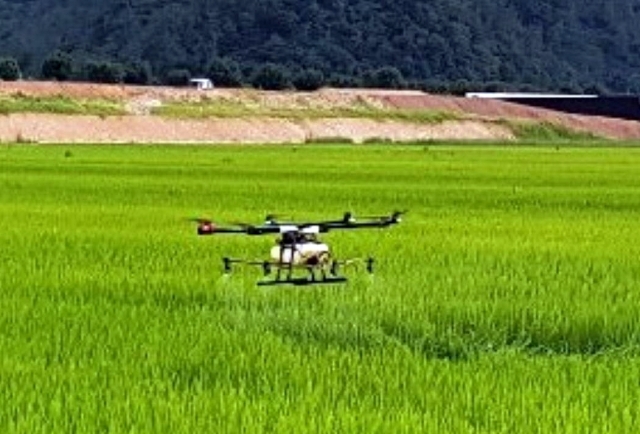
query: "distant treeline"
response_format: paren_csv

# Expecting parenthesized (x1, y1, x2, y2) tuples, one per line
(1, 0, 640, 94)
(4, 53, 594, 95)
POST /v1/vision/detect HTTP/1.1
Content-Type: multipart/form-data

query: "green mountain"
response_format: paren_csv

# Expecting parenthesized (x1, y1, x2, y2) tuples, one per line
(1, 0, 639, 92)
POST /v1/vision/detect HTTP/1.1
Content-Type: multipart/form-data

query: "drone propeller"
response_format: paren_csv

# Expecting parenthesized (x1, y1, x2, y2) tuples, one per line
(358, 210, 407, 221)
(307, 211, 355, 226)
(191, 217, 216, 235)
(231, 221, 256, 230)
(322, 210, 406, 231)
(358, 211, 406, 220)
(256, 212, 355, 228)
(190, 216, 240, 227)
(188, 217, 213, 225)
(265, 213, 278, 222)
(191, 216, 255, 229)
(389, 210, 407, 222)
(189, 216, 246, 235)
(264, 213, 294, 225)
(327, 210, 405, 223)
(342, 211, 355, 223)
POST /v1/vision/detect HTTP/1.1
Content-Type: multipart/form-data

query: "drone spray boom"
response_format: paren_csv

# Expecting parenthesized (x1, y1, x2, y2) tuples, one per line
(191, 211, 404, 285)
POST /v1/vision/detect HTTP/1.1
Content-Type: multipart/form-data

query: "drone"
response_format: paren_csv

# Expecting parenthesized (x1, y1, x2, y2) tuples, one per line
(192, 211, 405, 286)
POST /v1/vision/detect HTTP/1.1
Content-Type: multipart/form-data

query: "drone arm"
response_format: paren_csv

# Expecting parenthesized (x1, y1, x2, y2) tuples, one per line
(197, 223, 282, 236)
(320, 219, 398, 232)
(245, 226, 281, 235)
(212, 228, 247, 234)
(196, 211, 403, 235)
(197, 225, 247, 235)
(315, 211, 404, 232)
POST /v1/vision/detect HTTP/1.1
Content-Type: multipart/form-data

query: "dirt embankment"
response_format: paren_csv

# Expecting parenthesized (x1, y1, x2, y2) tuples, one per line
(1, 82, 640, 143)
(369, 90, 640, 140)
(0, 114, 510, 144)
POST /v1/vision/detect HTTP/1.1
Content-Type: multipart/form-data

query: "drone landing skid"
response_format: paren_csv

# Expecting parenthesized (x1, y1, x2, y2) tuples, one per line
(222, 256, 373, 286)
(257, 276, 348, 287)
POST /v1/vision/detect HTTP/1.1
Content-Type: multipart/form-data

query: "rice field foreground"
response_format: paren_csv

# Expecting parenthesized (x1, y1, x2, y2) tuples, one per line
(1, 143, 640, 433)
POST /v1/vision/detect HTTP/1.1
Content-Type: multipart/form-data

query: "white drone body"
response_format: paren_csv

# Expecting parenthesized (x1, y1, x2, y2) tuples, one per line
(270, 225, 329, 265)
(270, 243, 330, 264)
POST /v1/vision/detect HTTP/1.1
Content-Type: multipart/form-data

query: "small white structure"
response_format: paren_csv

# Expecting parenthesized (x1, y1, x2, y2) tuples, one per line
(189, 78, 214, 90)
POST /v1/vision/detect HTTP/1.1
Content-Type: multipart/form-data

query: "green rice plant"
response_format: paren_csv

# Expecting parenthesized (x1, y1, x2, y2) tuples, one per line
(1, 143, 640, 432)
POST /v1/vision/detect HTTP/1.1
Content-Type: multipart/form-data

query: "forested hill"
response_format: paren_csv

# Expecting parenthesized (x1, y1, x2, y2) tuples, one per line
(1, 0, 640, 93)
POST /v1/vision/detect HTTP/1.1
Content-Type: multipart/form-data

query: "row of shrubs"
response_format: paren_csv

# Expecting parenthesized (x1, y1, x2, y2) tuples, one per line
(0, 52, 411, 91)
(2, 51, 595, 95)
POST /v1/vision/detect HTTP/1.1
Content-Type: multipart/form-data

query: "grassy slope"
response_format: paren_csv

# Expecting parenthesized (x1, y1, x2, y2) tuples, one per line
(504, 120, 601, 141)
(0, 94, 125, 116)
(0, 93, 456, 123)
(153, 98, 458, 124)
(1, 143, 640, 432)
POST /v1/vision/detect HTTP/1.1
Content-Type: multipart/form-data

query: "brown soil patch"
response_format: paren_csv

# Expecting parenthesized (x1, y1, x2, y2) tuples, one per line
(1, 81, 640, 142)
(0, 114, 512, 144)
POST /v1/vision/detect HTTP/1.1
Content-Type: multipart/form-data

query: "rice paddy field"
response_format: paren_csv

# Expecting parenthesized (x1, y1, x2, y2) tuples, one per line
(1, 142, 640, 433)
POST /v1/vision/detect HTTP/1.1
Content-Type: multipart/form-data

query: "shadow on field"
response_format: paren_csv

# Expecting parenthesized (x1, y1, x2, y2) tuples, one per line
(265, 318, 474, 361)
(96, 286, 639, 360)
(378, 321, 475, 361)
(377, 316, 640, 359)
(266, 318, 387, 354)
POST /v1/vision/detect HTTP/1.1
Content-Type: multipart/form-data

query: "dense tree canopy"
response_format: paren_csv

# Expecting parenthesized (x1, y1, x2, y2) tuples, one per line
(1, 0, 639, 93)
(0, 57, 21, 80)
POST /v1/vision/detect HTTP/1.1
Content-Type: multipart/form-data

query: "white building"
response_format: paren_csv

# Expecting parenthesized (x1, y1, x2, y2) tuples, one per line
(189, 78, 214, 90)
